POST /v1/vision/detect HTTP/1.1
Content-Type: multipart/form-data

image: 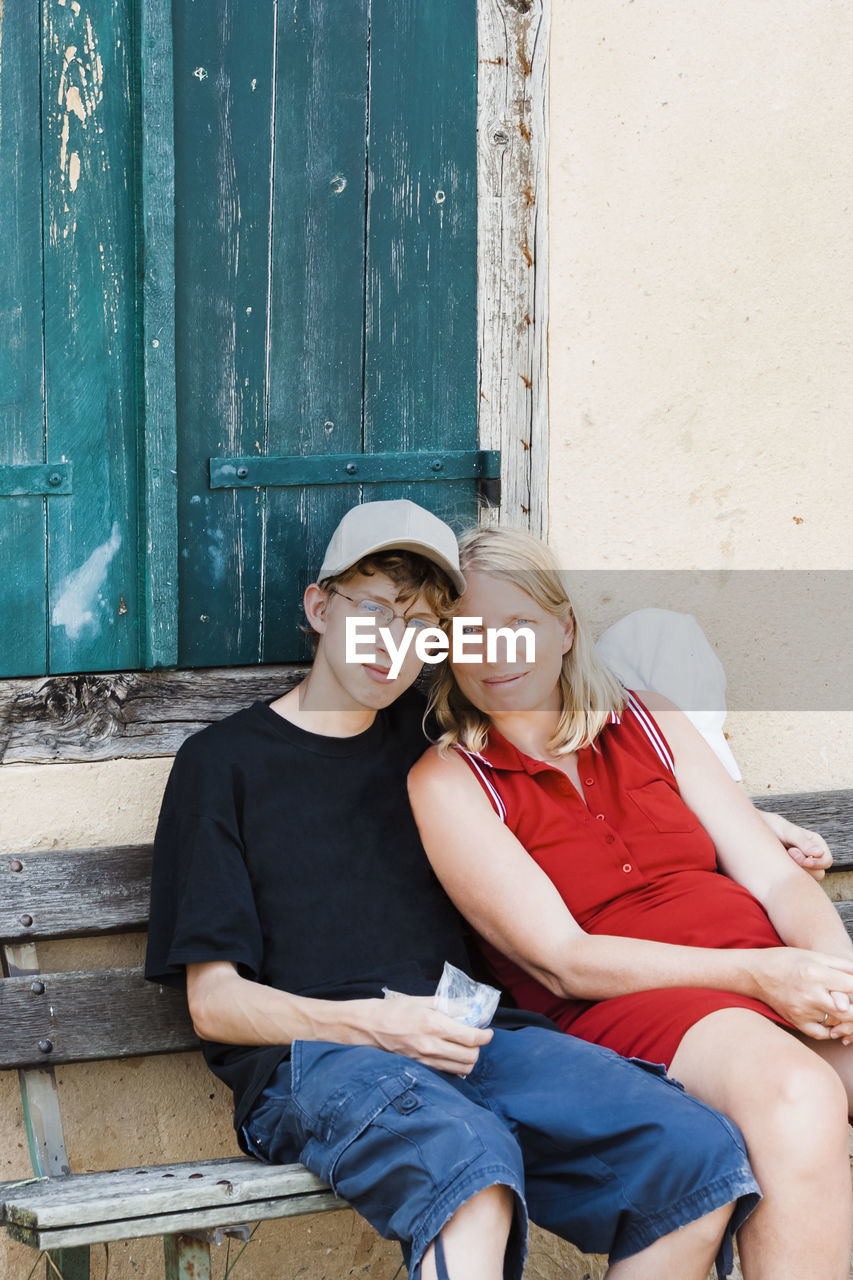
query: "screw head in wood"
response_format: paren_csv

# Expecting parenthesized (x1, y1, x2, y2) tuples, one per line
(20, 914, 33, 928)
(31, 981, 45, 995)
(9, 860, 23, 872)
(38, 1039, 53, 1054)
(236, 466, 249, 479)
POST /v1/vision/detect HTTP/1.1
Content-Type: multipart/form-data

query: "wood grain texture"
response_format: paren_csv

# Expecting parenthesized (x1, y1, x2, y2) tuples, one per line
(1, 1157, 335, 1228)
(477, 0, 550, 535)
(1, 846, 153, 941)
(42, 0, 141, 674)
(0, 664, 308, 763)
(140, 0, 179, 668)
(0, 965, 197, 1068)
(6, 1192, 344, 1251)
(1, 1156, 345, 1251)
(0, 1, 48, 677)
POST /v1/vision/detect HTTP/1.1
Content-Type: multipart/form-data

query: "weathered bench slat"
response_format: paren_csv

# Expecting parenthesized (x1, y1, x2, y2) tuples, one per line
(6, 1189, 346, 1251)
(751, 789, 853, 869)
(0, 1156, 348, 1248)
(0, 967, 196, 1068)
(2, 846, 153, 941)
(0, 1157, 334, 1228)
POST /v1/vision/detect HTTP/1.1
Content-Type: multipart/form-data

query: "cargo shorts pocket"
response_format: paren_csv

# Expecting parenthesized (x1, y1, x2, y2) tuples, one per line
(290, 1041, 487, 1199)
(290, 1041, 425, 1190)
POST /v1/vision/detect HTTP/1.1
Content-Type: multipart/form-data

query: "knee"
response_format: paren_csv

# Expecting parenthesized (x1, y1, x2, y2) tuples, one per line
(451, 1182, 515, 1233)
(757, 1054, 848, 1165)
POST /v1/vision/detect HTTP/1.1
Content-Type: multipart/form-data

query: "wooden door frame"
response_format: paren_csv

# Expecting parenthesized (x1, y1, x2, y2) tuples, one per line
(477, 0, 549, 538)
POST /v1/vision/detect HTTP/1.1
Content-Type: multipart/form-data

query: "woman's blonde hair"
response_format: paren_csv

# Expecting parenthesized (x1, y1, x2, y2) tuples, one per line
(428, 526, 627, 755)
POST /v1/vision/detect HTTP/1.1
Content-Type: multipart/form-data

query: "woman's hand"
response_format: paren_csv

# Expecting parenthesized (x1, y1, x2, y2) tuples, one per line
(750, 947, 853, 1038)
(759, 811, 833, 881)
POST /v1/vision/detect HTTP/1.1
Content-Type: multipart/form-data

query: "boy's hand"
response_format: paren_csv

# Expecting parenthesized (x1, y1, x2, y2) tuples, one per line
(361, 995, 492, 1074)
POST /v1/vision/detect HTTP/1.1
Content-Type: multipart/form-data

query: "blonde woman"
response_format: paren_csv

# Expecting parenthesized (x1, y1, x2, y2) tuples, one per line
(408, 526, 853, 1280)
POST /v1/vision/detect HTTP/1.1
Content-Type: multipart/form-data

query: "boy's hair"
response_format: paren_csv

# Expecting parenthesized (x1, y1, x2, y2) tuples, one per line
(305, 549, 457, 649)
(427, 525, 627, 755)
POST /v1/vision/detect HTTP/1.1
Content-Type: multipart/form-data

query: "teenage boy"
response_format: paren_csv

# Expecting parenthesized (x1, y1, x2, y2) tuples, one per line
(145, 499, 759, 1280)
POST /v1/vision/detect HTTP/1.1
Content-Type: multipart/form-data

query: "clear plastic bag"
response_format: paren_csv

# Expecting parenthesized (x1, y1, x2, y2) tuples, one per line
(434, 962, 501, 1028)
(383, 962, 501, 1029)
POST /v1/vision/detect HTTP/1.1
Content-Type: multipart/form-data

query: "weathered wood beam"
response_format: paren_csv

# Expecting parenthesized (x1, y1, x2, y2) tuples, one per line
(0, 666, 308, 764)
(477, 0, 550, 535)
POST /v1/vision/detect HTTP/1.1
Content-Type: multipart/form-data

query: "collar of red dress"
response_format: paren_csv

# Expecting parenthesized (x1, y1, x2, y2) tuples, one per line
(458, 709, 622, 774)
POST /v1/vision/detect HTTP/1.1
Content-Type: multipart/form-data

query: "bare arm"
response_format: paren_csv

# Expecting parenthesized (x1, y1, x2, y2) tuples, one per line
(407, 746, 853, 1039)
(755, 808, 832, 879)
(186, 961, 491, 1076)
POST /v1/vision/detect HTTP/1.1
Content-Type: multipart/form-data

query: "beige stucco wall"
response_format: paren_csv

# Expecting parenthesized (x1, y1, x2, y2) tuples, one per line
(548, 0, 853, 794)
(3, 3, 850, 1277)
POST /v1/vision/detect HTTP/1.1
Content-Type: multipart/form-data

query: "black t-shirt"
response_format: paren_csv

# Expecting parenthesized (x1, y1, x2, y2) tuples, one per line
(144, 686, 476, 1140)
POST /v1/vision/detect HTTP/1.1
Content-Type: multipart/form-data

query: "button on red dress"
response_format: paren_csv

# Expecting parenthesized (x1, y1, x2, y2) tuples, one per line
(460, 692, 788, 1068)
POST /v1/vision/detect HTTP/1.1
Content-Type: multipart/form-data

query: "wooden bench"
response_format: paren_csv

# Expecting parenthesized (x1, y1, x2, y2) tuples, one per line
(0, 844, 347, 1280)
(1, 788, 851, 1279)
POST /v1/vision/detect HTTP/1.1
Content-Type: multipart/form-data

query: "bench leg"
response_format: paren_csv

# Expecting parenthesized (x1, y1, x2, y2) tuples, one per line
(163, 1234, 212, 1280)
(46, 1247, 90, 1280)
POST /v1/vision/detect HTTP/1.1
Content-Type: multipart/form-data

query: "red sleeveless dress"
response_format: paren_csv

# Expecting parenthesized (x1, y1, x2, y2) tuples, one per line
(459, 692, 788, 1067)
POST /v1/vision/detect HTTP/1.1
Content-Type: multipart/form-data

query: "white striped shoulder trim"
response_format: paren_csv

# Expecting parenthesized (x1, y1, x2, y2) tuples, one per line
(625, 692, 676, 775)
(455, 748, 507, 822)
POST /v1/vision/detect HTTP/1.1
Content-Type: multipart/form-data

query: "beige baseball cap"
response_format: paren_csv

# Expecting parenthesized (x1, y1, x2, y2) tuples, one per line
(318, 499, 466, 595)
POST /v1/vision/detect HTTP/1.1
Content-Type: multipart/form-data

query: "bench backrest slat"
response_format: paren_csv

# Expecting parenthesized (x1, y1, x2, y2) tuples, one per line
(2, 789, 851, 949)
(0, 966, 197, 1068)
(2, 846, 153, 942)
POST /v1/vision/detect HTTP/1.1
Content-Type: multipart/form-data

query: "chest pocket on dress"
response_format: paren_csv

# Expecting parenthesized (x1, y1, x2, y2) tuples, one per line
(626, 779, 701, 833)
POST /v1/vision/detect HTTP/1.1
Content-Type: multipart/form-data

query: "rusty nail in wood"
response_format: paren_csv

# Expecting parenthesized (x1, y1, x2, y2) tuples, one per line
(9, 860, 23, 872)
(38, 1039, 53, 1054)
(31, 981, 45, 995)
(20, 914, 33, 928)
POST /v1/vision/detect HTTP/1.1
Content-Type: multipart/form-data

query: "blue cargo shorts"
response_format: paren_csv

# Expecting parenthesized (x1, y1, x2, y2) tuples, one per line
(243, 1026, 759, 1279)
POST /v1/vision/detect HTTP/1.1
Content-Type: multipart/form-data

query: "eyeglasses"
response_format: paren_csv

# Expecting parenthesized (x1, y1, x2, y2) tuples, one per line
(330, 590, 435, 632)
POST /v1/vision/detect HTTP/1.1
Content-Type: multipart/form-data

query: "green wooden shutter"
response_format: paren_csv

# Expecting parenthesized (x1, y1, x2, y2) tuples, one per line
(175, 0, 482, 667)
(0, 3, 47, 677)
(0, 0, 482, 677)
(1, 0, 142, 678)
